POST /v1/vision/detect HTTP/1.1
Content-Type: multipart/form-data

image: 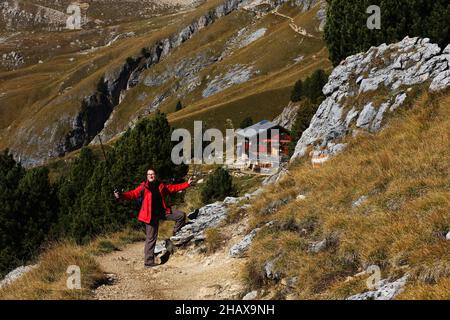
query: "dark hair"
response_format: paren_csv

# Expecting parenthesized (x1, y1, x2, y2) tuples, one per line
(147, 168, 157, 174)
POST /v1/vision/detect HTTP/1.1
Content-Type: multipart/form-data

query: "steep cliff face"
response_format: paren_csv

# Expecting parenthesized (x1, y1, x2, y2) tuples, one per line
(291, 37, 450, 161)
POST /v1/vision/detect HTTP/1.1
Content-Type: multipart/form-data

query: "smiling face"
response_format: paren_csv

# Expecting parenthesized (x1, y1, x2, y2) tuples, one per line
(146, 169, 157, 183)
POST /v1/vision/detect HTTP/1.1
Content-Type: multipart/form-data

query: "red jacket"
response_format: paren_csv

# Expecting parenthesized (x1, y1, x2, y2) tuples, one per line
(121, 181, 190, 224)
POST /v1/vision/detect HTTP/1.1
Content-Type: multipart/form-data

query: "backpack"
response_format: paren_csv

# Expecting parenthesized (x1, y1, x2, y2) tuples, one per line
(136, 184, 146, 209)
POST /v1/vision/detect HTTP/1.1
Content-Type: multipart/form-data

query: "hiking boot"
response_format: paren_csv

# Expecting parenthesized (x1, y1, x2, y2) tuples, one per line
(188, 208, 199, 220)
(144, 262, 159, 268)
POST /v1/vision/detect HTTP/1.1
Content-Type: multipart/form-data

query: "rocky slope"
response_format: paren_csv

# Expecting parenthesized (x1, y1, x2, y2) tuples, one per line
(291, 36, 450, 161)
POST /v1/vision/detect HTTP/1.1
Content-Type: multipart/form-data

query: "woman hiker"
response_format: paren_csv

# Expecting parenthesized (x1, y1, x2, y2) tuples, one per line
(114, 168, 193, 268)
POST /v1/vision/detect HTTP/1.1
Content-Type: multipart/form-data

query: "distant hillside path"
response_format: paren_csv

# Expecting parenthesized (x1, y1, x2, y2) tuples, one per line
(94, 224, 247, 300)
(271, 8, 317, 38)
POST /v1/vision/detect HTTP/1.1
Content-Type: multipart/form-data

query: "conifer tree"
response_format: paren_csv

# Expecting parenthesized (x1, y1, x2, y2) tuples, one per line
(0, 152, 56, 276)
(291, 79, 303, 102)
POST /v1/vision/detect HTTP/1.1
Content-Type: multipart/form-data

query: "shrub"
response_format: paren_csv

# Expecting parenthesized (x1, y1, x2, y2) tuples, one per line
(291, 69, 328, 104)
(201, 167, 236, 204)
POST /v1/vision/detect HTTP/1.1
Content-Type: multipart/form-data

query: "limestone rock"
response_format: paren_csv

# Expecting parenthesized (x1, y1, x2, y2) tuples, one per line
(230, 221, 274, 258)
(327, 142, 347, 155)
(356, 103, 377, 130)
(223, 196, 242, 205)
(154, 240, 167, 256)
(347, 275, 409, 300)
(291, 37, 450, 162)
(229, 228, 260, 258)
(262, 164, 289, 186)
(170, 191, 260, 246)
(308, 239, 327, 253)
(202, 64, 255, 98)
(170, 201, 228, 245)
(281, 276, 298, 290)
(264, 258, 281, 280)
(0, 264, 38, 289)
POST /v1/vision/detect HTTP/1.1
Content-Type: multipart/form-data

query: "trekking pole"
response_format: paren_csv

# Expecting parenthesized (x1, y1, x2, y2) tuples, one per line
(97, 134, 119, 194)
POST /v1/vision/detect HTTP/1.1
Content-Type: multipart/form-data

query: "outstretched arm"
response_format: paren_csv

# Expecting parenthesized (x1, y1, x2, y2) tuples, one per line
(165, 177, 193, 194)
(115, 183, 144, 200)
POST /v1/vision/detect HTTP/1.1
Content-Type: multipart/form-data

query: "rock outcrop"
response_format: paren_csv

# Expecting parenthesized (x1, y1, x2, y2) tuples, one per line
(241, 0, 326, 27)
(1, 50, 24, 69)
(170, 201, 230, 245)
(347, 275, 409, 300)
(291, 37, 450, 161)
(229, 228, 260, 258)
(0, 264, 38, 289)
(170, 188, 263, 246)
(264, 257, 281, 280)
(0, 1, 68, 31)
(242, 290, 258, 300)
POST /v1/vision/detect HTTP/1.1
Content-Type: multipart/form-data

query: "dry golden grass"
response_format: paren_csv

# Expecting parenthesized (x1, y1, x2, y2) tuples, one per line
(0, 227, 145, 300)
(244, 91, 450, 299)
(0, 242, 103, 300)
(397, 277, 450, 300)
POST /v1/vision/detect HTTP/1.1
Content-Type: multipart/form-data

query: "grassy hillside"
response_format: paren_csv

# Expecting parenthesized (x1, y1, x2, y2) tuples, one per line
(243, 90, 450, 299)
(0, 228, 146, 299)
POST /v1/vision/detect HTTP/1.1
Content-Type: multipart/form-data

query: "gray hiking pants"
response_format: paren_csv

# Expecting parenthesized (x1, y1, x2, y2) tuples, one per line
(144, 209, 186, 265)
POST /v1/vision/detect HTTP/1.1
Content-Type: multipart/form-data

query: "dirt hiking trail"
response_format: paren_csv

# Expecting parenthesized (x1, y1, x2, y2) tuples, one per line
(94, 223, 248, 300)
